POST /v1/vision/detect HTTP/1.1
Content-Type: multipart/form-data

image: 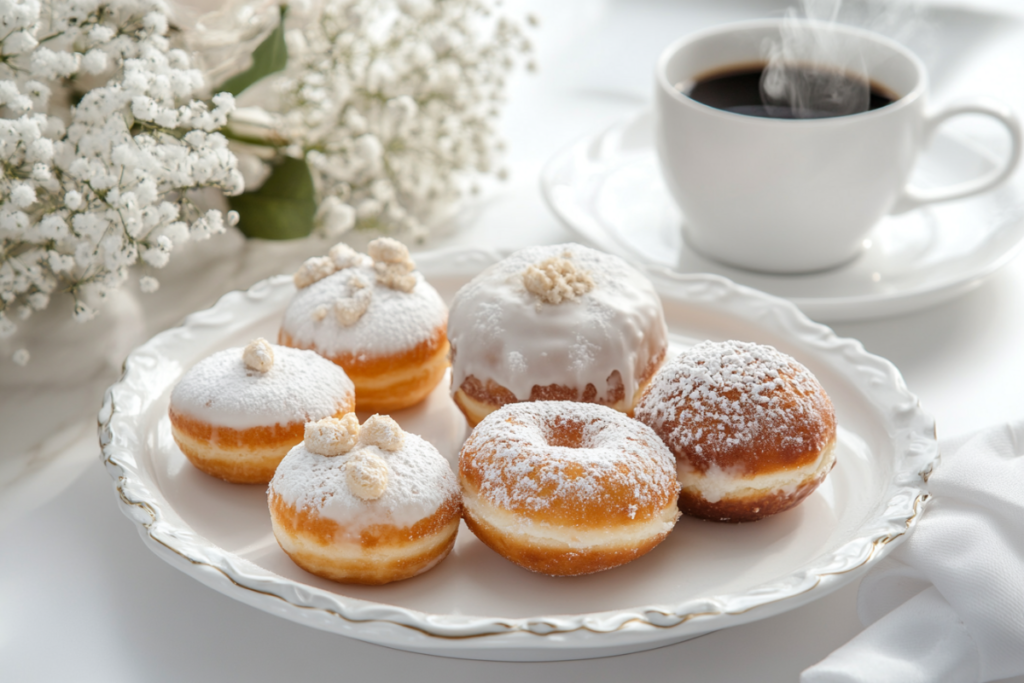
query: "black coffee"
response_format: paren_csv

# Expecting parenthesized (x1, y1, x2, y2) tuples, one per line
(684, 63, 895, 119)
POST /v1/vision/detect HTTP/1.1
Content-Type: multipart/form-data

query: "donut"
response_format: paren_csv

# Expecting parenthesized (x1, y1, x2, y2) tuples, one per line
(169, 338, 356, 484)
(447, 243, 668, 427)
(459, 401, 680, 576)
(634, 340, 837, 522)
(269, 414, 461, 584)
(279, 238, 449, 413)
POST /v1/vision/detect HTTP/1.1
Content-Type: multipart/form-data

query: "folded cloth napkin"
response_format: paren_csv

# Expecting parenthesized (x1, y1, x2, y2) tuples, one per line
(803, 420, 1024, 683)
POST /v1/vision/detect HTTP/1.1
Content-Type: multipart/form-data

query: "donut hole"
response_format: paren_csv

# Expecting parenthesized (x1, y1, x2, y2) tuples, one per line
(541, 417, 586, 449)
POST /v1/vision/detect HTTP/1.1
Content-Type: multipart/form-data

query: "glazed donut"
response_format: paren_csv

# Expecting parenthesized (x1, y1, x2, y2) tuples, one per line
(279, 238, 449, 413)
(459, 401, 680, 576)
(169, 338, 356, 484)
(447, 244, 669, 427)
(269, 414, 461, 584)
(634, 340, 837, 522)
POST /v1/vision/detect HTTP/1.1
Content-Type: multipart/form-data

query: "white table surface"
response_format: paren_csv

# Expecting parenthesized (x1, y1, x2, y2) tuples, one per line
(4, 1, 1024, 681)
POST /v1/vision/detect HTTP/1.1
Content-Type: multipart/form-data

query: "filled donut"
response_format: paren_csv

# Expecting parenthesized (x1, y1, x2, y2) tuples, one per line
(635, 340, 837, 522)
(459, 401, 680, 576)
(446, 243, 668, 427)
(169, 338, 355, 484)
(269, 414, 461, 584)
(279, 238, 448, 412)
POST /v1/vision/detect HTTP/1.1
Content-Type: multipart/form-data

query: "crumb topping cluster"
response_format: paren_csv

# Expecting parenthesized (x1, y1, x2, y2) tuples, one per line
(360, 414, 406, 452)
(333, 273, 372, 326)
(301, 413, 408, 500)
(242, 338, 274, 373)
(305, 414, 361, 456)
(522, 254, 595, 304)
(294, 256, 337, 290)
(292, 238, 421, 329)
(369, 237, 417, 293)
(345, 451, 390, 500)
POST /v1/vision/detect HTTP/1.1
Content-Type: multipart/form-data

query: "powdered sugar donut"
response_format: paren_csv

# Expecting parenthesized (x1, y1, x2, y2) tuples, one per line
(169, 339, 356, 484)
(635, 340, 837, 522)
(459, 401, 680, 576)
(269, 415, 461, 584)
(447, 244, 668, 427)
(279, 239, 449, 412)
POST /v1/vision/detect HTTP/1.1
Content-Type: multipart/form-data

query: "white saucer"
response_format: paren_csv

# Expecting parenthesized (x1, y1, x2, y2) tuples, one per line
(540, 110, 1024, 322)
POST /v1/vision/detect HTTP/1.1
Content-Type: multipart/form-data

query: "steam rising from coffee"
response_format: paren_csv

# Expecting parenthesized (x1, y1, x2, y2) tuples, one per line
(760, 0, 924, 118)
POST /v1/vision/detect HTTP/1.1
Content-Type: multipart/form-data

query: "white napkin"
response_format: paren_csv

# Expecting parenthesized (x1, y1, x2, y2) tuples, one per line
(802, 421, 1024, 683)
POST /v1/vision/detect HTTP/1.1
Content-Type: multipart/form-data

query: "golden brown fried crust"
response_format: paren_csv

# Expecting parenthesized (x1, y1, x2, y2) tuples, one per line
(460, 376, 518, 407)
(269, 491, 462, 547)
(168, 402, 355, 484)
(459, 417, 676, 528)
(278, 325, 449, 412)
(461, 501, 669, 577)
(169, 410, 306, 448)
(454, 347, 666, 428)
(268, 491, 462, 584)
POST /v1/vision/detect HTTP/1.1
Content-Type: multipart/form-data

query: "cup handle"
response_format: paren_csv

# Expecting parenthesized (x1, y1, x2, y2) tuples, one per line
(891, 99, 1023, 215)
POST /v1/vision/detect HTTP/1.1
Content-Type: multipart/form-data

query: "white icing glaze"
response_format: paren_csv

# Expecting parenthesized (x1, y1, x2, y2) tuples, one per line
(281, 261, 447, 359)
(270, 432, 459, 534)
(461, 401, 678, 513)
(447, 244, 668, 401)
(170, 345, 354, 430)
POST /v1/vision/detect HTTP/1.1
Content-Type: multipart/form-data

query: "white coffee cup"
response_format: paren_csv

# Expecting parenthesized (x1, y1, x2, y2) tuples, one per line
(655, 19, 1022, 274)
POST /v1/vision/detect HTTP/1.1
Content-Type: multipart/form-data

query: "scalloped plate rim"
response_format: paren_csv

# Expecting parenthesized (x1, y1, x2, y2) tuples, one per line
(99, 245, 937, 659)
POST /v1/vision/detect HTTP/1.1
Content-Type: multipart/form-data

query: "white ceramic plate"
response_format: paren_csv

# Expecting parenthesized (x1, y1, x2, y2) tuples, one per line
(100, 247, 937, 661)
(541, 110, 1024, 322)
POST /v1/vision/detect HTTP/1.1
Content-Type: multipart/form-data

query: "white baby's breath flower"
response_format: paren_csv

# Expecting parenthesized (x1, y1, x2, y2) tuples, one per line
(203, 0, 530, 240)
(82, 49, 108, 75)
(0, 0, 243, 361)
(10, 184, 37, 208)
(315, 196, 356, 237)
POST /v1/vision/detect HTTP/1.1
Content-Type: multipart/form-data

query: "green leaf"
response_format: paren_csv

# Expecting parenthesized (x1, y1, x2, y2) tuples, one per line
(217, 6, 289, 97)
(229, 156, 317, 240)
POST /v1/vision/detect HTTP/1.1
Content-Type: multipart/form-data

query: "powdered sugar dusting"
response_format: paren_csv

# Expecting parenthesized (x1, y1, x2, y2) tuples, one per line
(270, 432, 459, 533)
(281, 262, 446, 358)
(170, 345, 354, 430)
(448, 244, 667, 402)
(635, 340, 834, 469)
(460, 401, 677, 513)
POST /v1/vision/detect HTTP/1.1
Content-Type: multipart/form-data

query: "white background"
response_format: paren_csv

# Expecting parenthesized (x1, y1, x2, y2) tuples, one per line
(3, 0, 1024, 681)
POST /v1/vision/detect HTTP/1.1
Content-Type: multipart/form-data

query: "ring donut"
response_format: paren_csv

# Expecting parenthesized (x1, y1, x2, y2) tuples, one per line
(459, 401, 680, 576)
